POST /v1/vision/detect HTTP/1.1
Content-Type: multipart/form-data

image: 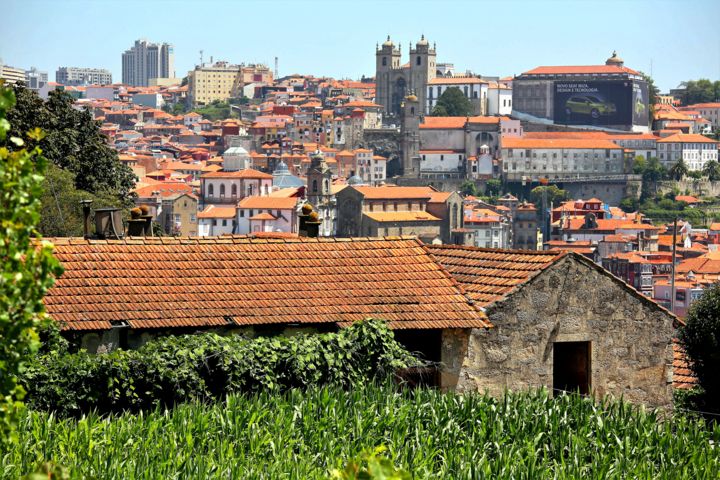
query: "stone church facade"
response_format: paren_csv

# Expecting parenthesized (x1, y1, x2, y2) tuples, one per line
(375, 35, 437, 120)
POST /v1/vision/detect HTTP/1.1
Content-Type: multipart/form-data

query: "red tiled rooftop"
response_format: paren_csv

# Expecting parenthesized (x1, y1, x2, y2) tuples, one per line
(45, 236, 489, 332)
(425, 245, 566, 307)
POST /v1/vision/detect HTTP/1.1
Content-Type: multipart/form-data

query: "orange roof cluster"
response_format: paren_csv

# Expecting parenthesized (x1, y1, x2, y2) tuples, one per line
(201, 168, 273, 179)
(364, 211, 441, 222)
(238, 196, 299, 209)
(44, 237, 489, 331)
(197, 205, 236, 219)
(426, 245, 566, 307)
(502, 137, 623, 150)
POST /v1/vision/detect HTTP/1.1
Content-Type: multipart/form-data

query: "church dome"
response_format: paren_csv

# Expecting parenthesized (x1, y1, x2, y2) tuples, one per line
(382, 35, 394, 47)
(347, 174, 365, 186)
(272, 161, 304, 188)
(416, 34, 429, 46)
(605, 50, 624, 66)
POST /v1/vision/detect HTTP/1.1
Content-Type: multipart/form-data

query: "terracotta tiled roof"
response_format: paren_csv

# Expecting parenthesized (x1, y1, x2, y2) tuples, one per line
(657, 133, 718, 144)
(502, 138, 623, 150)
(425, 245, 566, 307)
(134, 183, 192, 198)
(201, 168, 273, 179)
(673, 340, 697, 390)
(353, 186, 434, 200)
(237, 196, 298, 209)
(522, 65, 640, 76)
(45, 236, 489, 331)
(197, 205, 236, 219)
(364, 211, 441, 222)
(420, 117, 467, 129)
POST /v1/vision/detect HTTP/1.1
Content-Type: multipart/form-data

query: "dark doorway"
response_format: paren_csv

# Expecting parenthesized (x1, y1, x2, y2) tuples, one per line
(394, 329, 442, 387)
(553, 341, 591, 395)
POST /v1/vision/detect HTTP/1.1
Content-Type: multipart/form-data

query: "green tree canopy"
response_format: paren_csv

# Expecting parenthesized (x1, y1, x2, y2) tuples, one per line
(703, 160, 720, 181)
(6, 83, 136, 198)
(530, 185, 568, 206)
(0, 83, 63, 445)
(680, 283, 720, 412)
(485, 178, 502, 197)
(680, 79, 720, 105)
(459, 180, 478, 197)
(668, 159, 689, 180)
(430, 87, 472, 117)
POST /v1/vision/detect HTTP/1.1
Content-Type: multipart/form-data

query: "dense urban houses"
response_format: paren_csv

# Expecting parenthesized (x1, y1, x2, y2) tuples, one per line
(41, 237, 677, 409)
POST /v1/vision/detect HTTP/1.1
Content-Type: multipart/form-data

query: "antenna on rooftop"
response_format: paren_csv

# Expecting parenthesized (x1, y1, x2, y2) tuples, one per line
(199, 49, 204, 67)
(274, 56, 279, 79)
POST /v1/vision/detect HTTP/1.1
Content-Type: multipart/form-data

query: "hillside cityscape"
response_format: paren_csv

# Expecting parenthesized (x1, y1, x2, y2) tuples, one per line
(1, 0, 720, 477)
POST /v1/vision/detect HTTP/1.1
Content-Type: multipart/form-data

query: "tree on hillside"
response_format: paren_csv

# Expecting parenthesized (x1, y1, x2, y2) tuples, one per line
(459, 180, 478, 197)
(485, 178, 502, 197)
(430, 87, 472, 117)
(703, 159, 720, 181)
(638, 72, 660, 125)
(0, 83, 63, 445)
(6, 83, 136, 199)
(39, 164, 126, 237)
(637, 156, 667, 199)
(680, 283, 720, 412)
(679, 79, 720, 105)
(668, 159, 689, 180)
(530, 185, 568, 206)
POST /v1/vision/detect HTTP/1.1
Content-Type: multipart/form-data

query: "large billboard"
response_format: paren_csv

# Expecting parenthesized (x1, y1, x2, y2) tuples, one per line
(553, 80, 642, 126)
(632, 81, 649, 126)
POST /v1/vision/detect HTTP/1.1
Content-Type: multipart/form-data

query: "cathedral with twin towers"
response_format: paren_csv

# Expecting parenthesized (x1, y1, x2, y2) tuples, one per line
(375, 35, 438, 119)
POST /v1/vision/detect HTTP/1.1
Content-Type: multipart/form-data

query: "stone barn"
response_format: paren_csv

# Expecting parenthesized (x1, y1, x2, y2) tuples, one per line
(426, 245, 677, 409)
(44, 236, 676, 408)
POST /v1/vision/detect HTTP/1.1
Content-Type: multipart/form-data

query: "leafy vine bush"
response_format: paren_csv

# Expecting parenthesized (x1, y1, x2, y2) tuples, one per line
(20, 320, 419, 417)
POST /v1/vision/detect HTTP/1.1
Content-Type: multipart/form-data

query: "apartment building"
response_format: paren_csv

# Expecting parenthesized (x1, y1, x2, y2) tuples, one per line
(56, 67, 112, 86)
(188, 61, 242, 106)
(501, 137, 625, 181)
(0, 64, 26, 84)
(122, 39, 175, 86)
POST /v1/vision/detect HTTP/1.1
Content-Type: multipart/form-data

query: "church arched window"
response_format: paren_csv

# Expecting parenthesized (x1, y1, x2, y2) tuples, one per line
(324, 179, 330, 192)
(208, 184, 214, 197)
(231, 184, 237, 198)
(411, 107, 415, 115)
(416, 56, 421, 66)
(219, 184, 226, 198)
(312, 179, 318, 193)
(382, 57, 387, 66)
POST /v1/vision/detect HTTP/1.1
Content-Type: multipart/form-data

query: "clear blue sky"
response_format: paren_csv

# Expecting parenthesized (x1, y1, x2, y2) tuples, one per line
(2, 0, 719, 92)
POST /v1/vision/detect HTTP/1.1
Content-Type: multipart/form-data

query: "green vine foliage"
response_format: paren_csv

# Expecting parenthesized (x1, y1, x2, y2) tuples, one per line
(20, 319, 419, 417)
(0, 82, 63, 445)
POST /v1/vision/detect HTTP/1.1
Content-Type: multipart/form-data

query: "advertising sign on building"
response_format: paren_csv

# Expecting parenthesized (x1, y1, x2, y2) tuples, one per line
(553, 81, 645, 126)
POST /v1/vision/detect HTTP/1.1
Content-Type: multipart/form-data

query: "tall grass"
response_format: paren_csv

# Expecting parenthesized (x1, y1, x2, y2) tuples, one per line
(2, 384, 719, 479)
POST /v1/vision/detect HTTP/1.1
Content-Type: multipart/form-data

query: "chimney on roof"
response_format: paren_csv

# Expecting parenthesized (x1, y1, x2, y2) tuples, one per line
(80, 199, 93, 239)
(298, 202, 321, 238)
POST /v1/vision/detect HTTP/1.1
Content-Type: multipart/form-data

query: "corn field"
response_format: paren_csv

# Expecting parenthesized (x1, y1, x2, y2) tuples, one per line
(2, 384, 719, 479)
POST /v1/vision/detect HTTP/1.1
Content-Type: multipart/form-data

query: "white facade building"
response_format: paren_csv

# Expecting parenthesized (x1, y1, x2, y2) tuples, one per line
(500, 137, 625, 181)
(200, 169, 273, 208)
(657, 133, 719, 170)
(197, 206, 236, 236)
(487, 84, 512, 116)
(56, 67, 112, 86)
(236, 196, 298, 234)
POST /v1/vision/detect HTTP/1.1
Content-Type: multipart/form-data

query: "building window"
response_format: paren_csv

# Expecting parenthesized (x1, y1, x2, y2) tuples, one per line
(208, 184, 214, 197)
(240, 210, 244, 217)
(382, 57, 387, 66)
(219, 184, 225, 198)
(231, 184, 237, 198)
(416, 56, 421, 66)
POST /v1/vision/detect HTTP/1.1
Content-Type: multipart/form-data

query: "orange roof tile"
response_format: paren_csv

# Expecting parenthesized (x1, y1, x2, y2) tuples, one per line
(657, 133, 718, 144)
(426, 245, 566, 307)
(238, 196, 298, 209)
(201, 168, 273, 179)
(197, 205, 236, 219)
(502, 138, 623, 150)
(419, 117, 467, 129)
(673, 340, 697, 390)
(522, 65, 640, 75)
(364, 211, 441, 222)
(44, 237, 489, 331)
(353, 186, 434, 200)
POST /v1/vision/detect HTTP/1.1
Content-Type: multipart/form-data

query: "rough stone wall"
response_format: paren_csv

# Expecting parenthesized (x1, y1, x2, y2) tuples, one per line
(440, 256, 675, 408)
(657, 179, 720, 198)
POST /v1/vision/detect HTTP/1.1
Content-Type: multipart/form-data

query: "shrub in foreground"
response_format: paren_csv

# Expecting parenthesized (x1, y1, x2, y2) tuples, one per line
(20, 319, 418, 416)
(2, 385, 719, 479)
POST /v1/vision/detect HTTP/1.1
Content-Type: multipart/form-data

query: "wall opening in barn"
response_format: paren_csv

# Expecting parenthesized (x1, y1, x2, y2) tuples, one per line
(393, 329, 442, 387)
(553, 341, 591, 395)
